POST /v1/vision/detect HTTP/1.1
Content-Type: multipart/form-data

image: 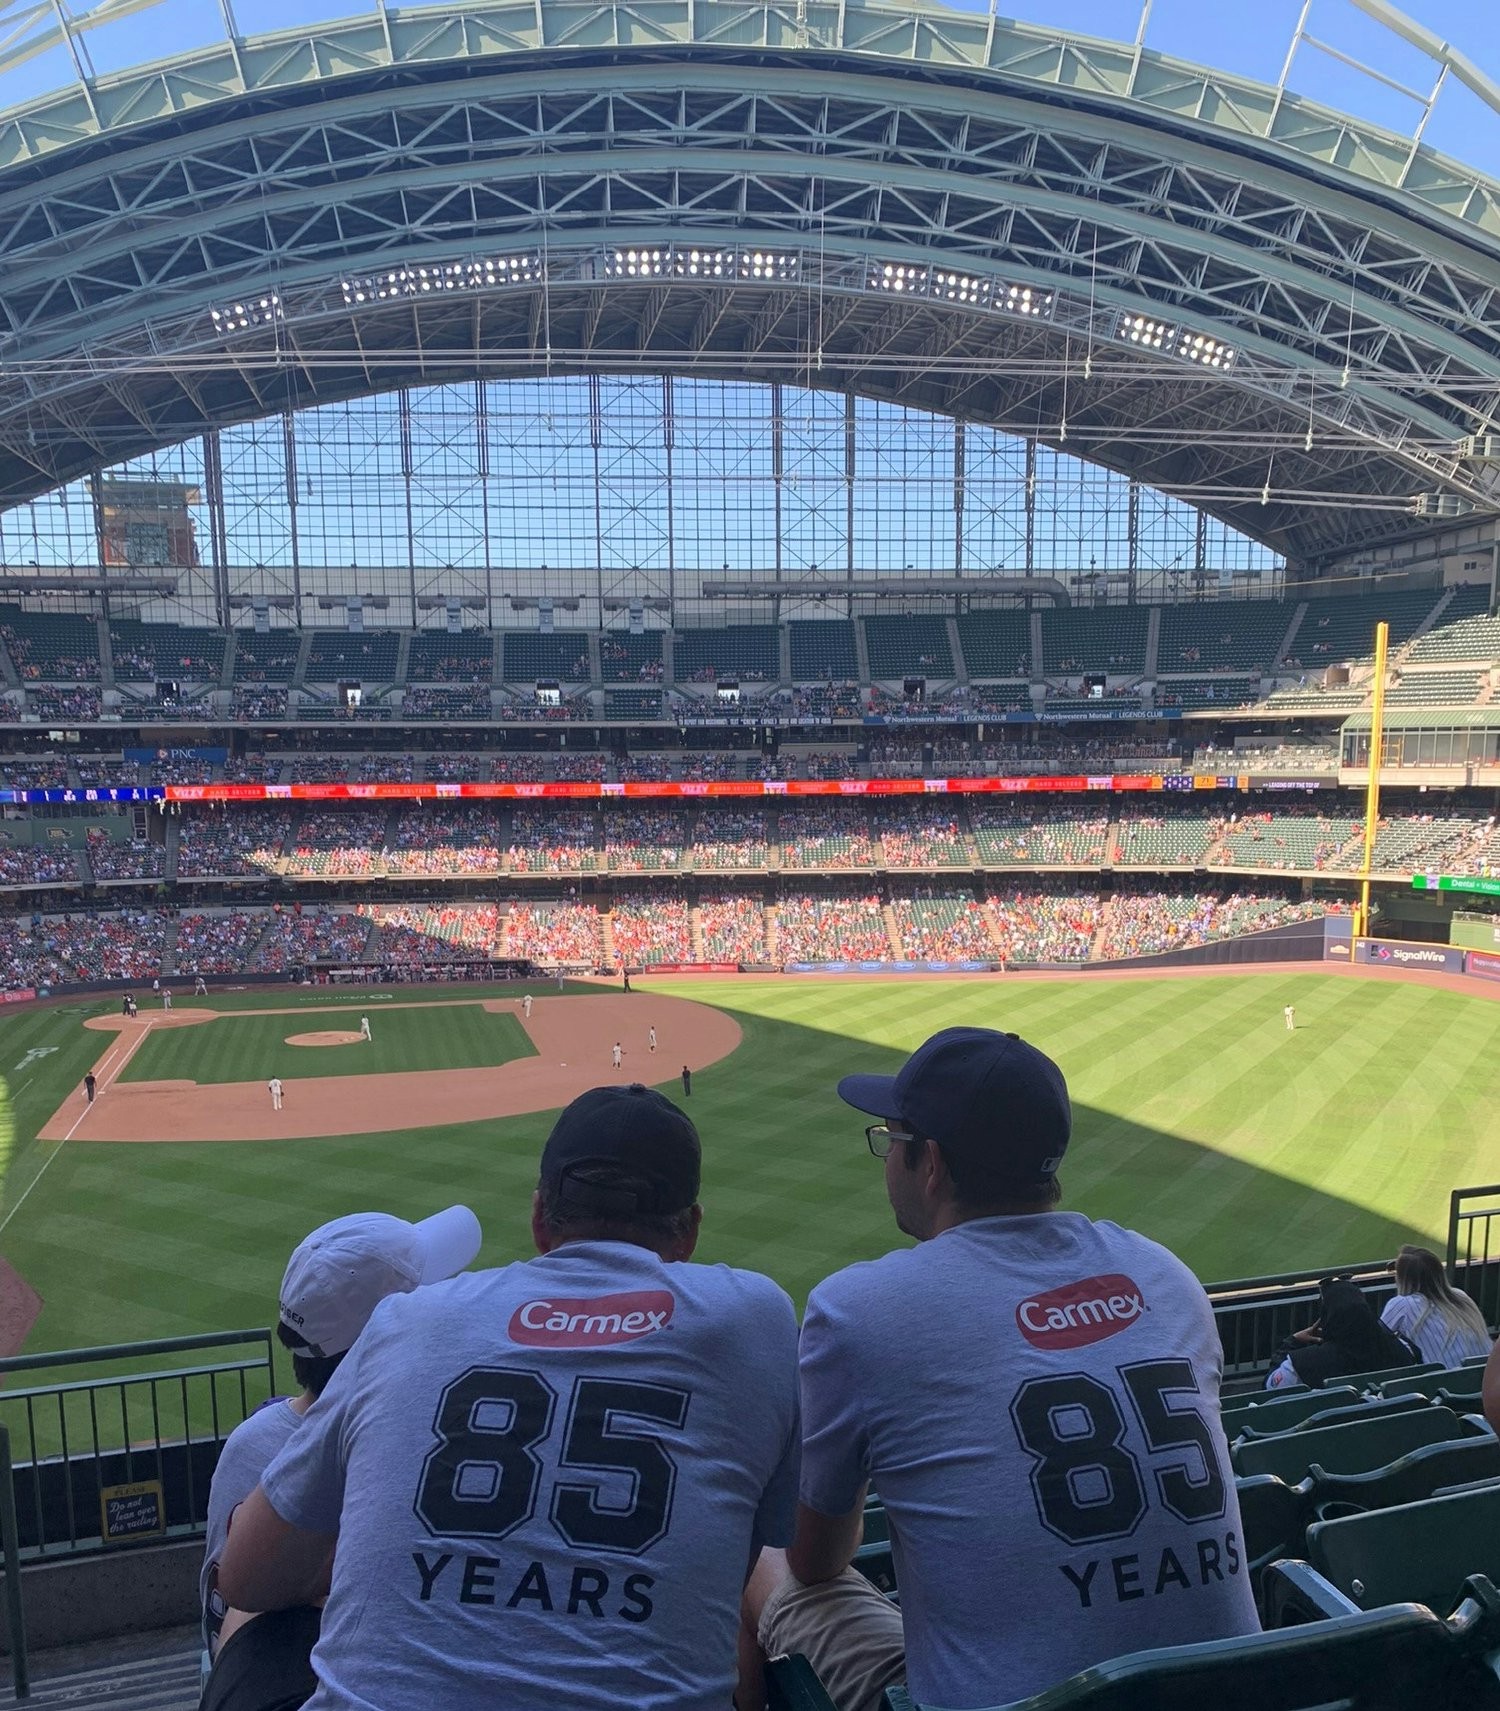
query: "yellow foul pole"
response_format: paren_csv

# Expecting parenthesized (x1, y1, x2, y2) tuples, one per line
(1355, 620, 1390, 941)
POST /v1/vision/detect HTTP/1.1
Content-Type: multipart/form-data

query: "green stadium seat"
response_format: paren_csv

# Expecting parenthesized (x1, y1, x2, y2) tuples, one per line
(1375, 1367, 1483, 1402)
(1235, 1392, 1434, 1441)
(1236, 1474, 1309, 1590)
(1233, 1406, 1465, 1482)
(767, 1654, 839, 1711)
(1221, 1386, 1359, 1437)
(879, 1601, 1499, 1711)
(1324, 1362, 1442, 1392)
(1306, 1484, 1500, 1616)
(1306, 1435, 1500, 1521)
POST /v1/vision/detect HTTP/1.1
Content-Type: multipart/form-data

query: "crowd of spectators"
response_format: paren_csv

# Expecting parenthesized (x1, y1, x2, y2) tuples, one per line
(775, 888, 892, 961)
(874, 806, 970, 868)
(697, 891, 768, 961)
(603, 809, 687, 873)
(0, 907, 169, 985)
(384, 806, 505, 876)
(779, 804, 877, 869)
(970, 805, 1111, 865)
(1095, 887, 1326, 959)
(222, 755, 284, 783)
(425, 754, 484, 782)
(361, 902, 504, 961)
(0, 838, 78, 886)
(691, 811, 768, 870)
(505, 692, 588, 721)
(2, 759, 72, 790)
(233, 687, 289, 719)
(0, 622, 99, 681)
(28, 686, 103, 720)
(988, 882, 1106, 962)
(175, 911, 267, 973)
(502, 901, 602, 964)
(250, 907, 371, 970)
(402, 687, 491, 719)
(773, 683, 864, 722)
(508, 809, 598, 874)
(177, 808, 293, 878)
(601, 639, 664, 683)
(610, 888, 692, 964)
(553, 754, 608, 782)
(281, 809, 388, 878)
(86, 828, 166, 880)
(889, 888, 996, 961)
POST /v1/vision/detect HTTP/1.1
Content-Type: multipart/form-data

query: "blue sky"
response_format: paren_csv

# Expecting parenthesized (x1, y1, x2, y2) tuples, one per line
(2, 0, 1497, 175)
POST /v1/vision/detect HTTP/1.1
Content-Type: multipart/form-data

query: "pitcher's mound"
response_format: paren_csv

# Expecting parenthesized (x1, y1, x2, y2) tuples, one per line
(286, 1030, 363, 1047)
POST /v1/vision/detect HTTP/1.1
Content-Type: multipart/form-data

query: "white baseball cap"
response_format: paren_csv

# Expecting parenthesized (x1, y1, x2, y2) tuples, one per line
(278, 1206, 483, 1359)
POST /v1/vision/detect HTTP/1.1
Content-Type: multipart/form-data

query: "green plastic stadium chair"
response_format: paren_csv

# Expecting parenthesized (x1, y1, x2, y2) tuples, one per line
(1222, 1386, 1360, 1437)
(1375, 1367, 1483, 1402)
(1325, 1361, 1441, 1392)
(1236, 1474, 1309, 1602)
(1307, 1434, 1500, 1519)
(878, 1600, 1500, 1711)
(1306, 1484, 1500, 1616)
(767, 1654, 839, 1711)
(1235, 1392, 1433, 1441)
(1233, 1406, 1465, 1483)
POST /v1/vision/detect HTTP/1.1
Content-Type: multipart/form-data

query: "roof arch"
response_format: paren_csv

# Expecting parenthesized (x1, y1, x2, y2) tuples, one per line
(0, 0, 1498, 563)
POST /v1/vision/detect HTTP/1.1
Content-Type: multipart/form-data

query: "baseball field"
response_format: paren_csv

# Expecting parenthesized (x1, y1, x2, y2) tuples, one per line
(0, 965, 1498, 1364)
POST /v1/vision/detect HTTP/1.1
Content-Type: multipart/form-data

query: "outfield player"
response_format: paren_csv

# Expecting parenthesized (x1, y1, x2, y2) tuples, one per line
(200, 1207, 482, 1669)
(268, 1077, 284, 1112)
(359, 1016, 372, 1043)
(219, 1084, 800, 1711)
(748, 1027, 1257, 1711)
(1283, 1004, 1295, 1031)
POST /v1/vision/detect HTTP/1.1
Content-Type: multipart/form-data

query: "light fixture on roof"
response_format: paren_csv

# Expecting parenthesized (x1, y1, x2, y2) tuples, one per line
(1178, 331, 1237, 369)
(1118, 312, 1171, 351)
(208, 294, 281, 331)
(338, 256, 539, 306)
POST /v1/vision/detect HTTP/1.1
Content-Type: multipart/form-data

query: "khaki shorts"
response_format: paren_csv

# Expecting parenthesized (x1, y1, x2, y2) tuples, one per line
(758, 1567, 906, 1711)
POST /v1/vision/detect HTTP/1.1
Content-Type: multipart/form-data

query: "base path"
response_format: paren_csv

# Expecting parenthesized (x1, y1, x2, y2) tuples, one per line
(41, 994, 740, 1145)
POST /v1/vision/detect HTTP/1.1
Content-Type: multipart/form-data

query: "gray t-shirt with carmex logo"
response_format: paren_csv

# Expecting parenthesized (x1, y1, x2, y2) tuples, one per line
(799, 1212, 1258, 1710)
(260, 1241, 800, 1711)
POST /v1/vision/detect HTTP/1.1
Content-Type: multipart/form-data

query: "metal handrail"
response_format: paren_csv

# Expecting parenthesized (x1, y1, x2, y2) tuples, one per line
(0, 1329, 271, 1377)
(0, 1425, 30, 1699)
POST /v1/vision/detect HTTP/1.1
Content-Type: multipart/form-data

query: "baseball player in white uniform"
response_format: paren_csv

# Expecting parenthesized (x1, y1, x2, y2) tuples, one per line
(360, 1016, 372, 1042)
(612, 1041, 623, 1069)
(648, 1025, 657, 1053)
(522, 994, 533, 1019)
(1284, 1005, 1295, 1032)
(195, 976, 208, 998)
(268, 1077, 284, 1111)
(163, 989, 173, 1012)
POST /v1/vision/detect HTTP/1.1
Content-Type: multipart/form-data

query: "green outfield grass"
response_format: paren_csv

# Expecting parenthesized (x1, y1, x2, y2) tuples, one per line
(119, 1001, 534, 1085)
(0, 971, 1497, 1375)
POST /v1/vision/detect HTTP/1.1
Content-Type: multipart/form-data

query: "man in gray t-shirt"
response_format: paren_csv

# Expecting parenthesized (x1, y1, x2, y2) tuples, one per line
(220, 1084, 800, 1711)
(750, 1027, 1258, 1711)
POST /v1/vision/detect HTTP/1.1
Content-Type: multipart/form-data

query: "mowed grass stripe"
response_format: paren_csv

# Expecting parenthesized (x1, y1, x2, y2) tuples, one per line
(119, 1004, 534, 1085)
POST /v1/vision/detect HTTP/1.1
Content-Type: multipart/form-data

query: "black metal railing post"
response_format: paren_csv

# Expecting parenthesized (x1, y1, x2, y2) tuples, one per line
(0, 1424, 30, 1699)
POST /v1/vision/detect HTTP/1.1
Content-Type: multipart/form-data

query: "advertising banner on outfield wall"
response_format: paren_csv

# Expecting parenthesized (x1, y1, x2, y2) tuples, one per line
(787, 961, 996, 974)
(1323, 915, 1353, 959)
(1353, 938, 1464, 972)
(1467, 951, 1500, 984)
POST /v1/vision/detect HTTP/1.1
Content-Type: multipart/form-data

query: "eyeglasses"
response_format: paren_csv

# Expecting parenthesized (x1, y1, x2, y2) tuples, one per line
(866, 1123, 914, 1159)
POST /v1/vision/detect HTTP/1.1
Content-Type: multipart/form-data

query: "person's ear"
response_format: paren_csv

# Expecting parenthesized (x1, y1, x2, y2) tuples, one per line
(674, 1204, 703, 1262)
(921, 1137, 950, 1198)
(530, 1190, 552, 1255)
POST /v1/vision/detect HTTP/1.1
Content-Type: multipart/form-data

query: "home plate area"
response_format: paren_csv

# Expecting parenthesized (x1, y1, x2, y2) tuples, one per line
(44, 993, 739, 1144)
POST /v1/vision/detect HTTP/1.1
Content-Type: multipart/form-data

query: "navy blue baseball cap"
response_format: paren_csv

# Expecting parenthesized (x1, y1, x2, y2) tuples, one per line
(837, 1027, 1071, 1188)
(541, 1083, 701, 1216)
